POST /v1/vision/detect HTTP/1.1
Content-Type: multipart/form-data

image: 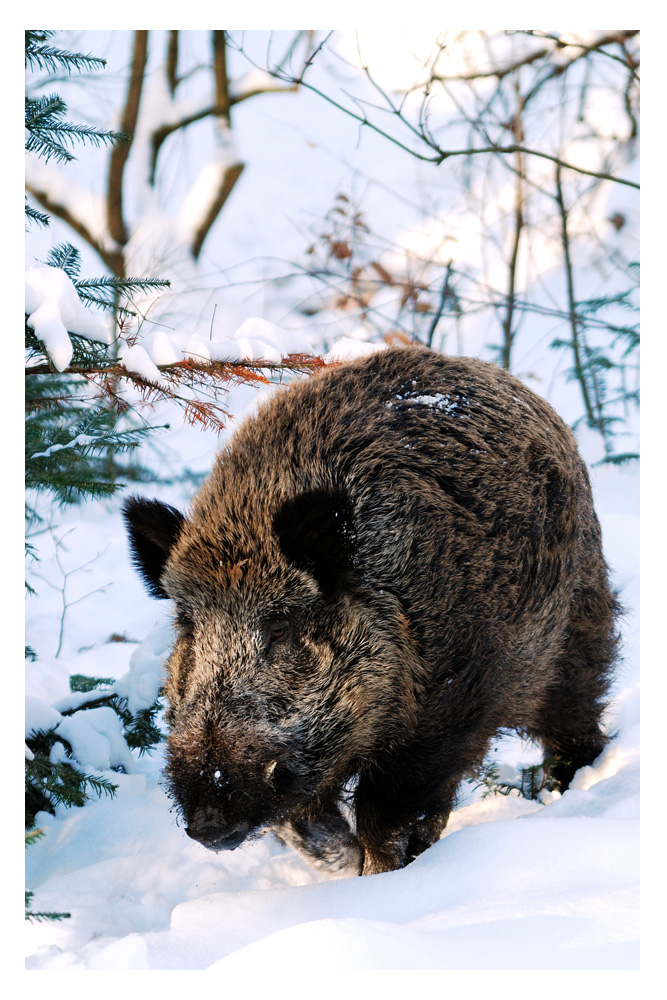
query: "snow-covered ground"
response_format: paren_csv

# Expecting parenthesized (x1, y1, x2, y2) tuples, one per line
(24, 28, 644, 980)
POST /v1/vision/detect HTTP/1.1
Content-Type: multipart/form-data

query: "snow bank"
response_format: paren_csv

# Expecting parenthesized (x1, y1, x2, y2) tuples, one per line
(24, 736, 639, 970)
(26, 694, 135, 775)
(113, 620, 172, 717)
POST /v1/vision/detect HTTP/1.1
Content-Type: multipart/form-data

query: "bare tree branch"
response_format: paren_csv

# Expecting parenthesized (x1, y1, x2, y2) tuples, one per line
(258, 64, 640, 188)
(555, 164, 599, 434)
(25, 180, 124, 276)
(513, 30, 640, 77)
(190, 163, 245, 261)
(426, 262, 454, 349)
(501, 106, 525, 370)
(166, 30, 179, 96)
(249, 31, 639, 190)
(187, 31, 246, 259)
(106, 30, 148, 260)
(213, 29, 231, 120)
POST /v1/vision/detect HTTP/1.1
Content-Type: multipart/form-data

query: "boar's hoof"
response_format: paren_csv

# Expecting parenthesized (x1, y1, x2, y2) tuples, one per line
(185, 807, 249, 852)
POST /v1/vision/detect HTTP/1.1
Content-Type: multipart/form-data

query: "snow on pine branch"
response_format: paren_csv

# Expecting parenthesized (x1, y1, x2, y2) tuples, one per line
(119, 317, 317, 386)
(24, 620, 171, 775)
(25, 265, 111, 371)
(25, 260, 318, 383)
(31, 433, 111, 461)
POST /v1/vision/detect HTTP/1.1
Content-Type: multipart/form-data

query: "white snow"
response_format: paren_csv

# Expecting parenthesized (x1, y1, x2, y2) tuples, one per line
(119, 343, 169, 388)
(25, 265, 110, 371)
(25, 696, 62, 738)
(178, 318, 315, 365)
(324, 337, 386, 362)
(113, 621, 172, 716)
(25, 622, 170, 779)
(233, 317, 313, 356)
(177, 138, 241, 246)
(141, 329, 182, 367)
(230, 68, 296, 103)
(31, 433, 104, 461)
(55, 707, 136, 774)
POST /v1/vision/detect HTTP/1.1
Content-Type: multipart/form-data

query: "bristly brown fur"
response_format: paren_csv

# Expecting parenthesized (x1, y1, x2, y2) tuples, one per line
(123, 346, 620, 875)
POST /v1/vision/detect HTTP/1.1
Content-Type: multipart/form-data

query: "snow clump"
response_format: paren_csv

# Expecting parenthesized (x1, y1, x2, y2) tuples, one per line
(25, 265, 111, 371)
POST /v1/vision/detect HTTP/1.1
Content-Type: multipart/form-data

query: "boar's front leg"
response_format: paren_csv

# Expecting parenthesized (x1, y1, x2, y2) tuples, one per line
(274, 797, 362, 875)
(355, 771, 460, 875)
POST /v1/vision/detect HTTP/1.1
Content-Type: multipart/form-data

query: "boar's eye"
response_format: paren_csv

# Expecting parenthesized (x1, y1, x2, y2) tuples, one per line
(262, 621, 290, 647)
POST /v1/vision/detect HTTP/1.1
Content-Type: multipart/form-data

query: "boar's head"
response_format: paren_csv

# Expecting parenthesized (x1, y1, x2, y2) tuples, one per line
(123, 488, 418, 852)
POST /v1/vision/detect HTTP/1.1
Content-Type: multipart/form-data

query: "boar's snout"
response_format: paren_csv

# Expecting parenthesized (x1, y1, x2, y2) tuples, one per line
(185, 804, 250, 851)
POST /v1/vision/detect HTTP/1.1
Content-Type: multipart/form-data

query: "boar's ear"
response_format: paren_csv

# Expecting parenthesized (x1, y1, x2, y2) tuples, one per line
(122, 496, 186, 599)
(273, 488, 355, 602)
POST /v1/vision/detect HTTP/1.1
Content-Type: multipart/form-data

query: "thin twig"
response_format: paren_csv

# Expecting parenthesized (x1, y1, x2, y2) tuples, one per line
(256, 58, 640, 188)
(501, 90, 525, 370)
(426, 262, 454, 349)
(555, 164, 598, 433)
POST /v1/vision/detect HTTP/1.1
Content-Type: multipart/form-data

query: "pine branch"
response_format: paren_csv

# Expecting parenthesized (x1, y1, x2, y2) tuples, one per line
(25, 30, 107, 75)
(25, 354, 325, 381)
(25, 200, 50, 227)
(25, 94, 127, 164)
(45, 242, 82, 280)
(72, 275, 171, 315)
(25, 905, 71, 923)
(74, 275, 171, 297)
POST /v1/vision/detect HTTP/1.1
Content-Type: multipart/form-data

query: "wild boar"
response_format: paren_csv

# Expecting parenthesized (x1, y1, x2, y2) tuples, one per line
(123, 345, 618, 876)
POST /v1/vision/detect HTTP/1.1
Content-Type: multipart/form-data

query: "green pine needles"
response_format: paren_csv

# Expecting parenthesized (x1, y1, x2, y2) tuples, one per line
(25, 30, 107, 74)
(25, 92, 126, 165)
(25, 31, 128, 167)
(550, 279, 640, 466)
(25, 372, 158, 511)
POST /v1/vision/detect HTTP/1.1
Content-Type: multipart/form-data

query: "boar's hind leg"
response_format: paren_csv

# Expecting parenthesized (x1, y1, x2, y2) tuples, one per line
(531, 583, 619, 790)
(274, 800, 362, 875)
